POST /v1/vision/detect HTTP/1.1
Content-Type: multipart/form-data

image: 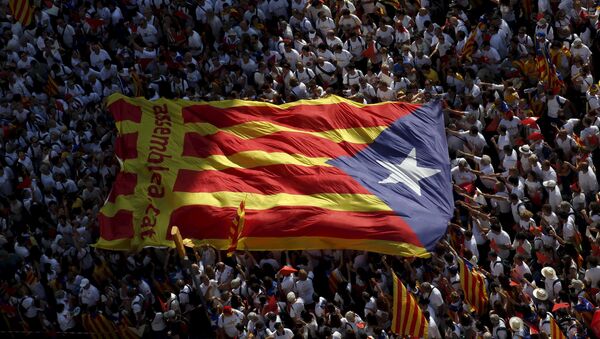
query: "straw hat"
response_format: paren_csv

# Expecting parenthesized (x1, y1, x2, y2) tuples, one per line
(509, 317, 524, 331)
(519, 145, 532, 155)
(569, 279, 585, 291)
(542, 267, 557, 280)
(533, 288, 548, 301)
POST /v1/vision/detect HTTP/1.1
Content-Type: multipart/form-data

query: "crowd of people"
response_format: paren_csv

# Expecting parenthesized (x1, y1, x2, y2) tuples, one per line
(3, 0, 600, 337)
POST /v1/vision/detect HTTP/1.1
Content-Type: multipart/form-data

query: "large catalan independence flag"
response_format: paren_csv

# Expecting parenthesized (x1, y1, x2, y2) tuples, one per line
(97, 94, 453, 257)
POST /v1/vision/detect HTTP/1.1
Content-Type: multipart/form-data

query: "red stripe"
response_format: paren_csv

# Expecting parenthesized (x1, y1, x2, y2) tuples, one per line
(21, 2, 32, 25)
(182, 102, 417, 130)
(99, 210, 134, 240)
(109, 99, 143, 123)
(107, 172, 137, 203)
(168, 205, 421, 245)
(407, 297, 419, 335)
(12, 0, 25, 21)
(172, 166, 372, 195)
(114, 132, 138, 160)
(182, 131, 367, 159)
(392, 277, 399, 333)
(470, 269, 477, 309)
(399, 286, 411, 335)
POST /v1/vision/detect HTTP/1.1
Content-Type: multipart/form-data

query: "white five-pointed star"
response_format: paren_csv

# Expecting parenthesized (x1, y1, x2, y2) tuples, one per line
(376, 148, 441, 196)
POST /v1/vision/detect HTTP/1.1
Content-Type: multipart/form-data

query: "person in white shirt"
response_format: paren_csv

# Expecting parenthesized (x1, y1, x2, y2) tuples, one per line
(543, 180, 562, 211)
(267, 322, 294, 339)
(294, 269, 314, 306)
(541, 267, 562, 300)
(511, 254, 531, 281)
(314, 57, 337, 87)
(89, 44, 111, 69)
(218, 306, 245, 338)
(376, 81, 395, 102)
(56, 303, 76, 331)
(284, 292, 305, 320)
(578, 161, 598, 196)
(491, 314, 509, 339)
(79, 278, 100, 307)
(487, 223, 512, 259)
(585, 257, 600, 288)
(489, 251, 505, 277)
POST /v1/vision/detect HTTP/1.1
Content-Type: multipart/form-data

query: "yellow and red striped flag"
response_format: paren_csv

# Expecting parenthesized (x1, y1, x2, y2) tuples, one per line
(458, 257, 488, 315)
(550, 315, 567, 339)
(226, 199, 245, 256)
(44, 76, 59, 97)
(460, 28, 478, 60)
(391, 272, 428, 338)
(81, 312, 118, 339)
(130, 70, 145, 97)
(96, 95, 453, 256)
(9, 0, 34, 26)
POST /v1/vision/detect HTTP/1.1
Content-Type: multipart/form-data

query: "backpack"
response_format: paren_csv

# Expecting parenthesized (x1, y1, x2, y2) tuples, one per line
(180, 284, 201, 307)
(518, 198, 533, 212)
(277, 302, 295, 329)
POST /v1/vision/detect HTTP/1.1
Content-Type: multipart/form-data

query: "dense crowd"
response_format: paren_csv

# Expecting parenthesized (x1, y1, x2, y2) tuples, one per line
(3, 0, 600, 337)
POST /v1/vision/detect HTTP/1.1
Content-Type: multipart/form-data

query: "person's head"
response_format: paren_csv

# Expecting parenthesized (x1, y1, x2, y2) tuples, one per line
(469, 125, 479, 136)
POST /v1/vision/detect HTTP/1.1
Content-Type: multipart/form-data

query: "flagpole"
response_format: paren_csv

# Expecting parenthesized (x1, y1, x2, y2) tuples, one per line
(170, 226, 214, 337)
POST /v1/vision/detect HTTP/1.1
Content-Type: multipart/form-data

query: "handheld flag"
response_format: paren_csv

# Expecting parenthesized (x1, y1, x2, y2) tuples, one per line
(97, 95, 453, 256)
(9, 0, 34, 26)
(550, 315, 567, 339)
(536, 43, 564, 94)
(391, 272, 428, 338)
(226, 200, 246, 257)
(44, 76, 59, 97)
(458, 257, 488, 314)
(460, 30, 478, 60)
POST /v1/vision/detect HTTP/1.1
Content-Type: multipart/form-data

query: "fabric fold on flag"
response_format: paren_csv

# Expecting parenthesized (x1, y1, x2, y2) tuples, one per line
(391, 272, 428, 338)
(458, 257, 488, 315)
(97, 95, 453, 257)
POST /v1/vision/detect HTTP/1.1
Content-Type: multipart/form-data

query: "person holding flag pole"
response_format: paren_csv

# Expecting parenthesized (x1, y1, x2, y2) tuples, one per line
(170, 226, 213, 337)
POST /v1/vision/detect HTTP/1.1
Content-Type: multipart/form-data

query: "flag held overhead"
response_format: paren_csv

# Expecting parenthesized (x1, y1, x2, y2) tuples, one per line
(97, 95, 453, 257)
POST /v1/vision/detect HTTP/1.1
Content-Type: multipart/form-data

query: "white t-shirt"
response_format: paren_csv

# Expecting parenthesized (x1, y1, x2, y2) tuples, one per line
(218, 309, 245, 338)
(547, 96, 567, 119)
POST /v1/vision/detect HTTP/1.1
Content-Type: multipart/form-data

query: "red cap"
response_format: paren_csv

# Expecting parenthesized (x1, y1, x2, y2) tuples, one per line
(223, 306, 233, 314)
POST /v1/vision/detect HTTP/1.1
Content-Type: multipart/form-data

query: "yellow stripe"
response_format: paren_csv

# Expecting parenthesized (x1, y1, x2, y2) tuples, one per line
(404, 287, 416, 336)
(391, 274, 399, 332)
(95, 237, 430, 258)
(116, 115, 387, 145)
(413, 303, 423, 337)
(123, 151, 333, 172)
(101, 191, 391, 217)
(173, 191, 390, 212)
(106, 93, 416, 110)
(188, 121, 387, 144)
(116, 120, 141, 135)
